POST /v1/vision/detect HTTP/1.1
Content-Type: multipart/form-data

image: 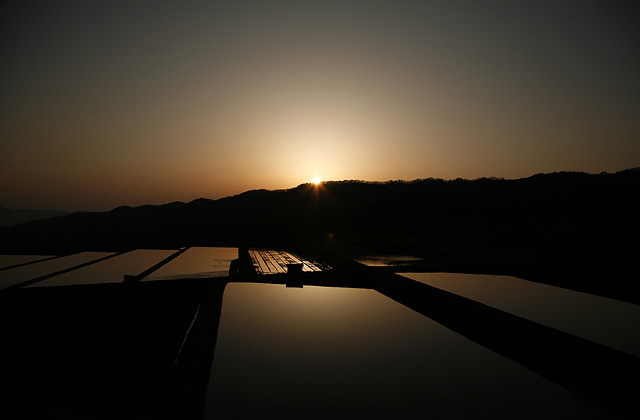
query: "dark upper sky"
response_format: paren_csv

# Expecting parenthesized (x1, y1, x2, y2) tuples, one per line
(1, 0, 639, 211)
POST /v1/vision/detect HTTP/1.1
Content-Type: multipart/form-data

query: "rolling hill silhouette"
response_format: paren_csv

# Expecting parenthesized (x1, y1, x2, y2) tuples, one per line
(1, 168, 638, 301)
(0, 206, 69, 227)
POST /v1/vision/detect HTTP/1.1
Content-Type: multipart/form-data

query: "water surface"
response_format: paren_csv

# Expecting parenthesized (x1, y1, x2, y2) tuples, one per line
(0, 255, 56, 270)
(205, 283, 576, 419)
(354, 255, 422, 267)
(144, 247, 237, 281)
(0, 252, 113, 289)
(402, 272, 640, 358)
(29, 249, 177, 287)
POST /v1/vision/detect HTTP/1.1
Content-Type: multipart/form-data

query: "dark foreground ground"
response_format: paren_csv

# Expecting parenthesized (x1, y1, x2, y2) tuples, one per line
(1, 246, 640, 419)
(0, 279, 225, 419)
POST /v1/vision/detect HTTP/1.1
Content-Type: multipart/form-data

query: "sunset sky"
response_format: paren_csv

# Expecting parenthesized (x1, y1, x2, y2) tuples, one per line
(2, 0, 639, 211)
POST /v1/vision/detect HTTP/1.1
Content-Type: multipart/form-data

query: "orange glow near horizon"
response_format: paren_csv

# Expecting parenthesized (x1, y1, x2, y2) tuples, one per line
(312, 176, 322, 185)
(2, 2, 639, 212)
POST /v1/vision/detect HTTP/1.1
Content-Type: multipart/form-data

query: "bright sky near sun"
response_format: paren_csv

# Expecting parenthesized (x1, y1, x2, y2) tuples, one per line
(1, 0, 639, 211)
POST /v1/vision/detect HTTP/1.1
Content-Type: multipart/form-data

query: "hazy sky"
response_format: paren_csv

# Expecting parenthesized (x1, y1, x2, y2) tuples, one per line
(1, 0, 639, 211)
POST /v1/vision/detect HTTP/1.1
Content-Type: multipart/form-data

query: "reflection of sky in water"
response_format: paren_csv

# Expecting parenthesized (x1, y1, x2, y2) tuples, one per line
(29, 249, 176, 287)
(403, 273, 640, 358)
(0, 255, 55, 270)
(354, 255, 422, 267)
(0, 252, 113, 289)
(206, 284, 576, 419)
(144, 247, 237, 280)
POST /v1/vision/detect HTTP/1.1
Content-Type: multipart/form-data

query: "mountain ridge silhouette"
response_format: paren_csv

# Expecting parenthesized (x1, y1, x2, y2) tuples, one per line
(2, 168, 639, 301)
(1, 168, 638, 254)
(0, 206, 69, 227)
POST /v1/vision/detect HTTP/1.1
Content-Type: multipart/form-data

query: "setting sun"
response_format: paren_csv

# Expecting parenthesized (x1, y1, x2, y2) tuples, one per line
(312, 176, 322, 185)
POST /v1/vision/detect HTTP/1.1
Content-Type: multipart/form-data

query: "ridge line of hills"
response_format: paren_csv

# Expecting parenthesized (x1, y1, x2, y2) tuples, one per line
(2, 168, 639, 301)
(1, 167, 638, 253)
(0, 206, 69, 227)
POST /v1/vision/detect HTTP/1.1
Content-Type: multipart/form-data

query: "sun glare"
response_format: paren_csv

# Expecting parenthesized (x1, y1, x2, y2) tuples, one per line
(312, 176, 322, 185)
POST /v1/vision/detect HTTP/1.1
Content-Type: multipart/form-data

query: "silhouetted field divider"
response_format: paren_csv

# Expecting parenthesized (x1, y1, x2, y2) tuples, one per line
(3, 251, 130, 290)
(3, 243, 637, 417)
(123, 247, 190, 282)
(0, 254, 66, 272)
(166, 280, 226, 418)
(217, 255, 640, 416)
(373, 272, 640, 416)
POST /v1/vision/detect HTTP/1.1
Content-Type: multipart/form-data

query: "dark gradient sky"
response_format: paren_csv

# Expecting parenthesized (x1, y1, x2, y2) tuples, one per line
(1, 0, 639, 211)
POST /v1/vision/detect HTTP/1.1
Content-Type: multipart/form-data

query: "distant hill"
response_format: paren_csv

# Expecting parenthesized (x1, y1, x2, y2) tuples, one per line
(2, 168, 639, 302)
(1, 168, 638, 254)
(0, 206, 69, 227)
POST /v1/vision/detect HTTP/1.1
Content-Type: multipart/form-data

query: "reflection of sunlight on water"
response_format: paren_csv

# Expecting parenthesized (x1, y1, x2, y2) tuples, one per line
(0, 255, 55, 269)
(150, 271, 229, 281)
(354, 255, 422, 267)
(403, 273, 640, 358)
(0, 252, 114, 289)
(145, 247, 237, 280)
(30, 249, 176, 287)
(205, 283, 575, 419)
(7, 247, 238, 287)
(216, 285, 405, 348)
